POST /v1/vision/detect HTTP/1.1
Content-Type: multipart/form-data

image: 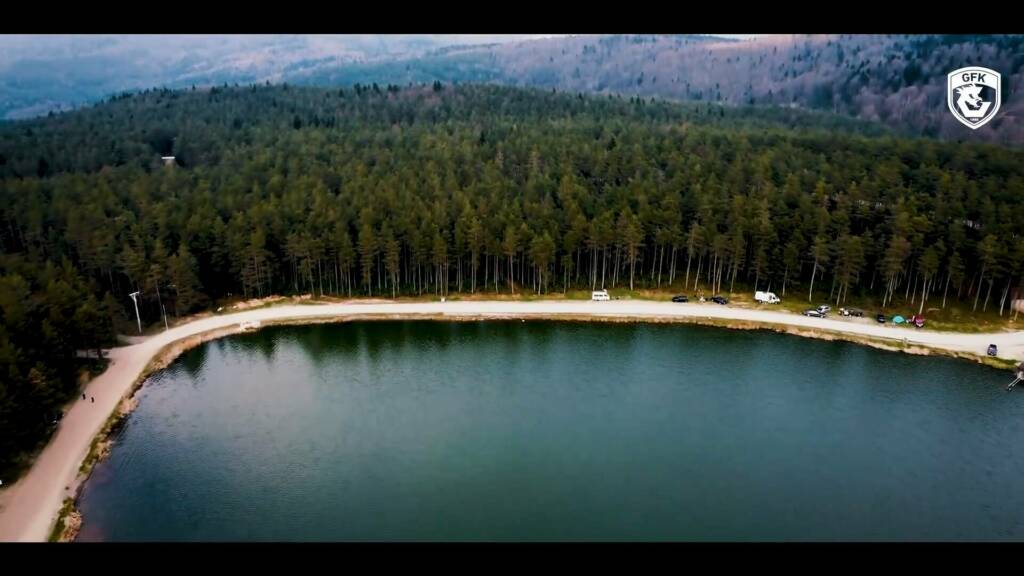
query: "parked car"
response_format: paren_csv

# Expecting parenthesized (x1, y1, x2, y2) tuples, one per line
(876, 313, 887, 323)
(911, 315, 925, 328)
(840, 307, 864, 317)
(987, 344, 998, 357)
(671, 295, 689, 303)
(591, 290, 609, 301)
(710, 295, 728, 305)
(816, 305, 831, 315)
(803, 309, 825, 318)
(754, 291, 780, 304)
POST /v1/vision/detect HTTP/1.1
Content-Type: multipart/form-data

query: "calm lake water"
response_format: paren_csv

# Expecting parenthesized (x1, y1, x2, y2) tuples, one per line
(77, 321, 1024, 541)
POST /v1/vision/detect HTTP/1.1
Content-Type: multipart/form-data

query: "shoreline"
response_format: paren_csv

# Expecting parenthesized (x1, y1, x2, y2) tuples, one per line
(47, 324, 246, 542)
(2, 298, 1023, 542)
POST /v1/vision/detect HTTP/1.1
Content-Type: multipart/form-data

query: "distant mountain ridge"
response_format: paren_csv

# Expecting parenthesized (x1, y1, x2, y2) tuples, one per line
(295, 34, 1023, 145)
(1, 34, 1021, 145)
(0, 35, 542, 120)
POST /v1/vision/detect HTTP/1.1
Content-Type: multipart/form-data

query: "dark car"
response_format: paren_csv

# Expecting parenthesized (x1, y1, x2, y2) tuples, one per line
(876, 313, 887, 323)
(710, 296, 728, 305)
(803, 309, 825, 318)
(987, 344, 998, 357)
(840, 307, 864, 317)
(671, 295, 689, 303)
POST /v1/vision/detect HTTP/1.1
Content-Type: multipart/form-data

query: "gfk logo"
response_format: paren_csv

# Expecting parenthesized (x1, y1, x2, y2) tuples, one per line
(959, 71, 990, 83)
(948, 67, 1001, 129)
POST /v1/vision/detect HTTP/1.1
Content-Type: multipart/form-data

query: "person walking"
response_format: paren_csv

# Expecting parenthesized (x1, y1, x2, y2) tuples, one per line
(91, 396, 95, 403)
(82, 393, 86, 400)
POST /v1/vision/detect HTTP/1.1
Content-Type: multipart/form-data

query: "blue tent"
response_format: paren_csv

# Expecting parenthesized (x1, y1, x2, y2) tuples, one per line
(892, 315, 905, 324)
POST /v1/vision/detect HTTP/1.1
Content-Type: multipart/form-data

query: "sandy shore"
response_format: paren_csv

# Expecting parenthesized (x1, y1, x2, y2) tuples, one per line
(1, 298, 1022, 541)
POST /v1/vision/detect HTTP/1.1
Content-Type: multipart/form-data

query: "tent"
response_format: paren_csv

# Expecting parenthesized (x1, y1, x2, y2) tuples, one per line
(892, 315, 905, 324)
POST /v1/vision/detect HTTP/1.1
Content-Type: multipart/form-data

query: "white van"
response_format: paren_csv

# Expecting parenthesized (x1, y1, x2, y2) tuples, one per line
(755, 291, 780, 304)
(591, 290, 610, 301)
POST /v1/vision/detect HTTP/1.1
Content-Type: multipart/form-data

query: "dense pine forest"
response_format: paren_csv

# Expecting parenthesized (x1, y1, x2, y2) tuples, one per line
(2, 83, 1024, 476)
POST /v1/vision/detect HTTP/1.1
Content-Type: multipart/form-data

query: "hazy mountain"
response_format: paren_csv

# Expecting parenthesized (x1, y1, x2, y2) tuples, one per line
(2, 34, 1021, 145)
(0, 34, 549, 119)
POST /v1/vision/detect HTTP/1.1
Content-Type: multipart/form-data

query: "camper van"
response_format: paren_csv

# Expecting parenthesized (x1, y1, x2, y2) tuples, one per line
(754, 291, 780, 304)
(591, 290, 610, 301)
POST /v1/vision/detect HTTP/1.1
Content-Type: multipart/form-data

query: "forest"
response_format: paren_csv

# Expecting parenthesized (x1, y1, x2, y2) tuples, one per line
(1, 82, 1024, 477)
(299, 34, 1024, 144)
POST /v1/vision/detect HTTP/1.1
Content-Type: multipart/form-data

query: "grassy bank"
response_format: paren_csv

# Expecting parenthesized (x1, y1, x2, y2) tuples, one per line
(48, 497, 79, 542)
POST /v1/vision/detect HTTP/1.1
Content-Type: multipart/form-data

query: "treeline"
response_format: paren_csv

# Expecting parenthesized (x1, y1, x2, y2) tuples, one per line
(2, 83, 1024, 474)
(0, 82, 892, 179)
(0, 256, 115, 476)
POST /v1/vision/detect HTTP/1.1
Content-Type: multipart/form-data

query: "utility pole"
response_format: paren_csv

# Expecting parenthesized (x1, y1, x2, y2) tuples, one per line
(129, 291, 142, 334)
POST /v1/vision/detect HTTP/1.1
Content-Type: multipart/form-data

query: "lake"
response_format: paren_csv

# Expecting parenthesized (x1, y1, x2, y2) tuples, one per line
(76, 321, 1024, 541)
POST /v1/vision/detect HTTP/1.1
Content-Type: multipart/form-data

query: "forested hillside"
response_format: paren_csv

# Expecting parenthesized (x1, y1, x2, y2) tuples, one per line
(299, 34, 1024, 145)
(2, 83, 1024, 477)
